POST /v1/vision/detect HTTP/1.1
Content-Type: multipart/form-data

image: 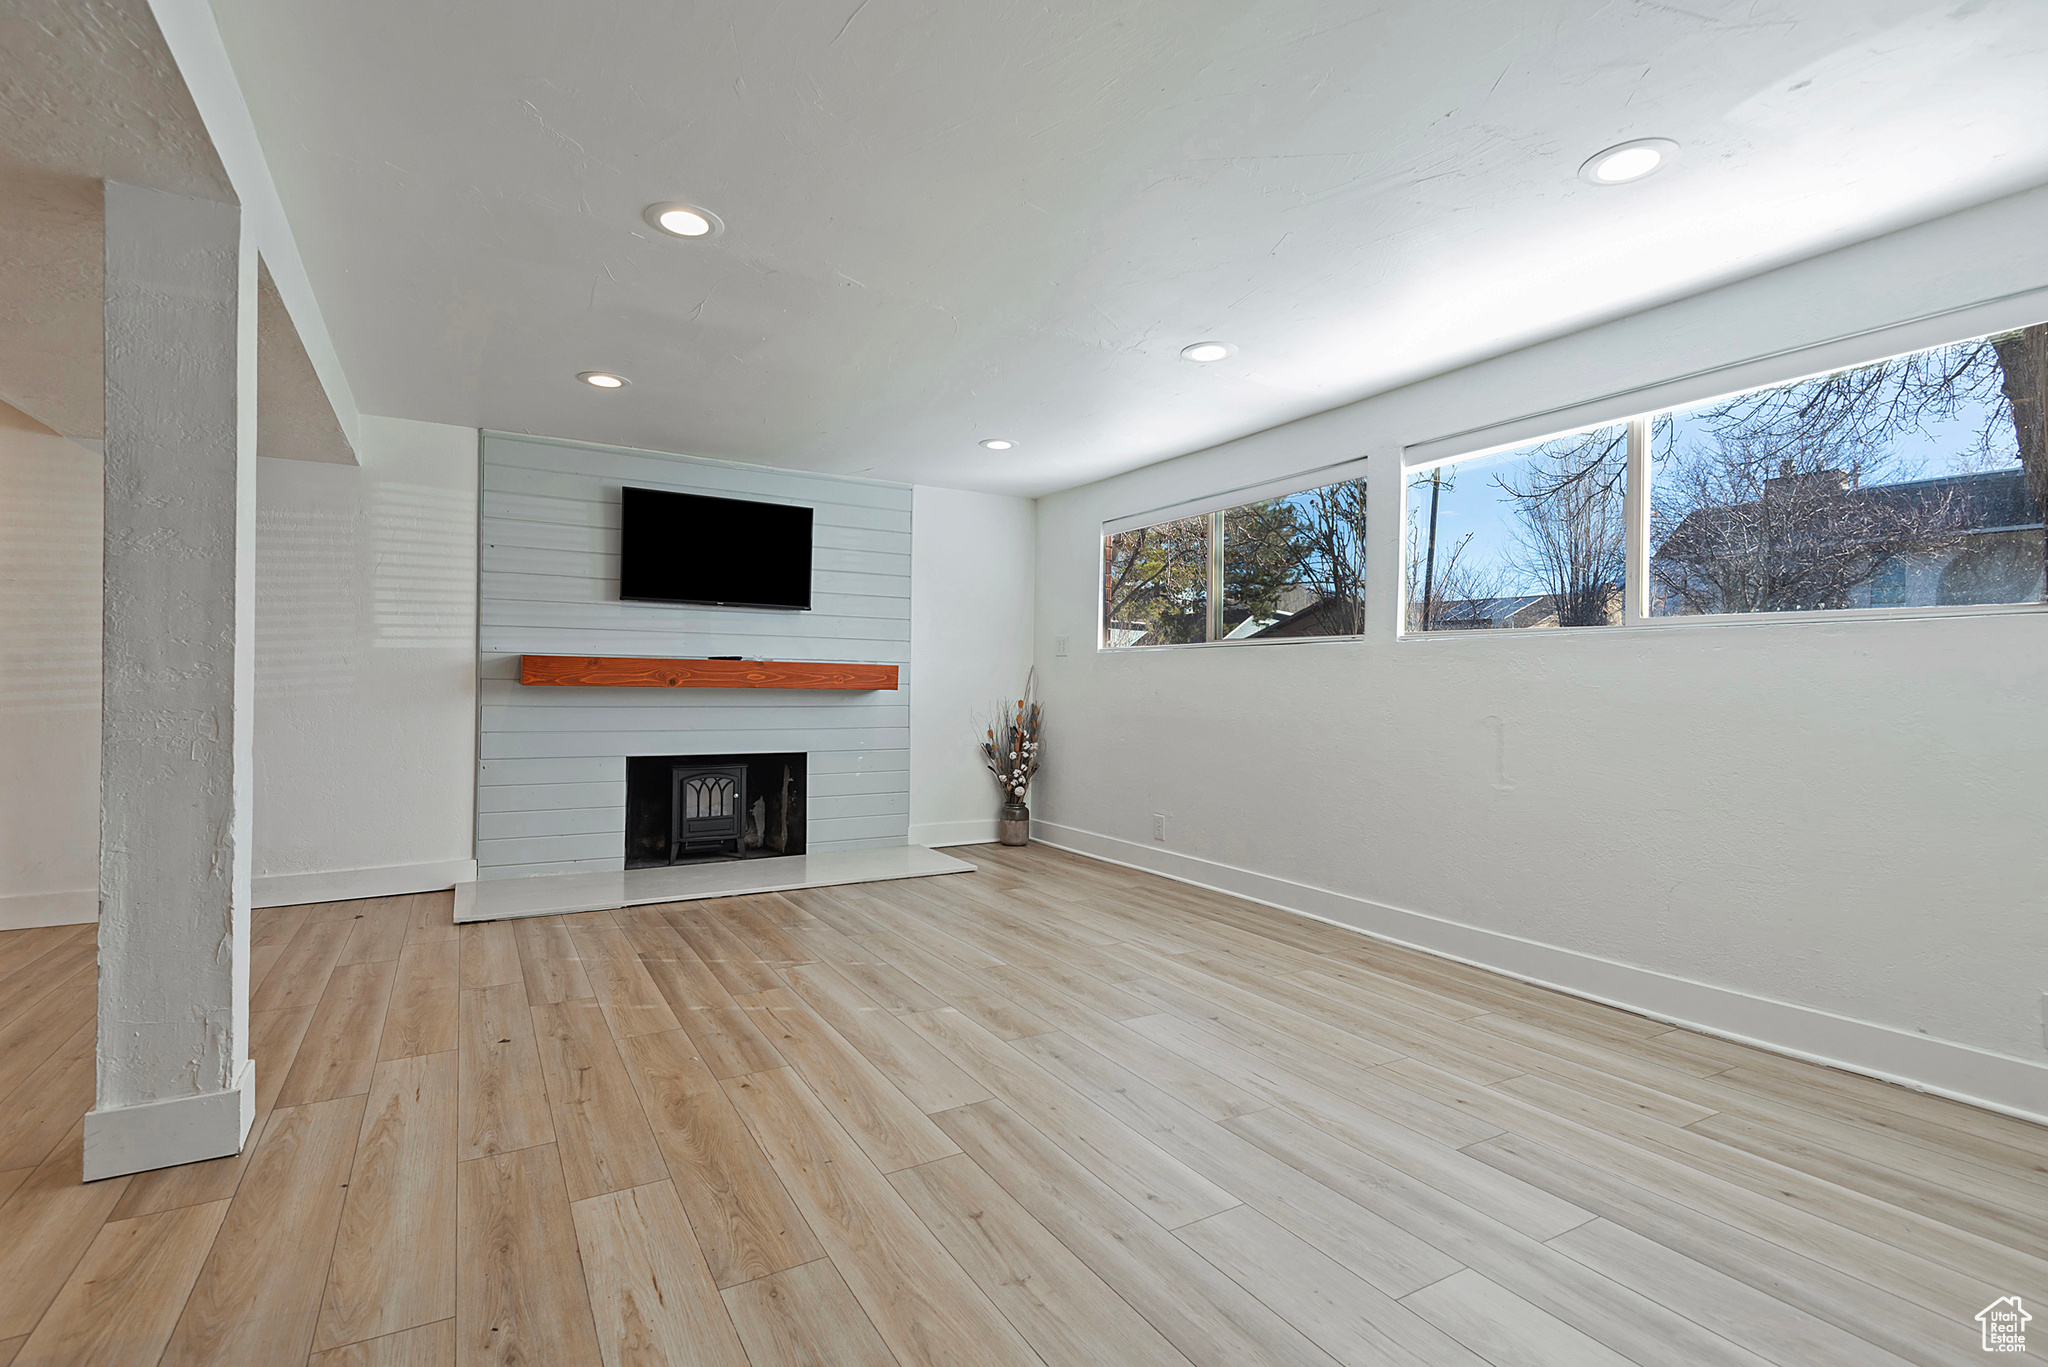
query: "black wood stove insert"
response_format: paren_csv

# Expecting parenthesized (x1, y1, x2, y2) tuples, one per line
(625, 752, 806, 868)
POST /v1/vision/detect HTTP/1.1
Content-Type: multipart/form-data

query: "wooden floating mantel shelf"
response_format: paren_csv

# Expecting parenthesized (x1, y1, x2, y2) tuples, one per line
(519, 654, 898, 691)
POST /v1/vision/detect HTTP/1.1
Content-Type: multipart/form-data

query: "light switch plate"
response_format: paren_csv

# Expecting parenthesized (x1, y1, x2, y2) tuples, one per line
(1055, 634, 1070, 657)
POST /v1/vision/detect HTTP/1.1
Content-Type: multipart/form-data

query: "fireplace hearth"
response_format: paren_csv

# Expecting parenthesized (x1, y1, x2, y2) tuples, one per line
(626, 752, 805, 868)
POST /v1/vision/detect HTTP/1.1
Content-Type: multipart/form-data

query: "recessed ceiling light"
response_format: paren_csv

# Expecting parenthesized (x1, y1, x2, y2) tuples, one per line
(578, 371, 628, 388)
(1181, 341, 1235, 362)
(979, 438, 1015, 450)
(643, 202, 724, 238)
(1579, 139, 1677, 185)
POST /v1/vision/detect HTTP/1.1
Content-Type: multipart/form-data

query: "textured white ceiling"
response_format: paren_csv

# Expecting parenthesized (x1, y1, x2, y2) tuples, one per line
(209, 0, 2048, 495)
(0, 0, 228, 438)
(0, 0, 352, 461)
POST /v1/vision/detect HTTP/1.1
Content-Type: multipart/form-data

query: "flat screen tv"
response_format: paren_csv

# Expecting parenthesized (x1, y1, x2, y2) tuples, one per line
(619, 486, 813, 610)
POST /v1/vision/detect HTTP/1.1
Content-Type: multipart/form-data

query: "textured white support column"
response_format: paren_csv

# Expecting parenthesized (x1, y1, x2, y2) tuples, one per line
(85, 181, 258, 1181)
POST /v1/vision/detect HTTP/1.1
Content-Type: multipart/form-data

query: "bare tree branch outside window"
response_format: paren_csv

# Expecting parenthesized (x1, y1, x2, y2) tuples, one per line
(1651, 327, 2046, 615)
(1109, 323, 2045, 647)
(1494, 426, 1628, 627)
(1405, 424, 1625, 631)
(1406, 324, 2045, 631)
(1403, 469, 1506, 632)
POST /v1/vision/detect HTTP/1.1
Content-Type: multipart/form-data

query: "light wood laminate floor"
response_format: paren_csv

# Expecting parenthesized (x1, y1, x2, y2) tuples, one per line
(0, 844, 2042, 1366)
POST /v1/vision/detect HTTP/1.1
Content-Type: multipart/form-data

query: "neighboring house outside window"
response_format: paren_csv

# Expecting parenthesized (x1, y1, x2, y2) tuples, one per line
(1651, 466, 2044, 615)
(1409, 320, 2047, 630)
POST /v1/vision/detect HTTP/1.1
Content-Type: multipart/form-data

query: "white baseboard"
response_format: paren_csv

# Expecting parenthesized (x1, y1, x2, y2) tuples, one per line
(911, 819, 1002, 848)
(253, 858, 478, 909)
(83, 1059, 256, 1181)
(0, 887, 97, 929)
(1032, 820, 2048, 1127)
(0, 862, 478, 924)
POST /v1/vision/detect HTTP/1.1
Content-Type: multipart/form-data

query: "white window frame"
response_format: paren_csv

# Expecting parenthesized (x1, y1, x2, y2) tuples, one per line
(1399, 333, 2048, 640)
(1098, 460, 1372, 652)
(1396, 415, 1644, 640)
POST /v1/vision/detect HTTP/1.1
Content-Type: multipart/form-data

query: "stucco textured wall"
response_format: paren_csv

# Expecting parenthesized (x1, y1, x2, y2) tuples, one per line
(96, 182, 251, 1112)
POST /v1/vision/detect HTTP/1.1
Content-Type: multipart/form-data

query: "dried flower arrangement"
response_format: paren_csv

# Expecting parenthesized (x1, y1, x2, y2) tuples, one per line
(980, 669, 1043, 806)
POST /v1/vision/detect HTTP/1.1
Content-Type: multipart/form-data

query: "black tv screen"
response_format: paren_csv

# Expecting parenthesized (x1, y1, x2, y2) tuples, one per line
(619, 486, 813, 610)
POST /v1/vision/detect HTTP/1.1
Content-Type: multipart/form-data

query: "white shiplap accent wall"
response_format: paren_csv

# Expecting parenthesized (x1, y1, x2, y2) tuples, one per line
(477, 433, 912, 879)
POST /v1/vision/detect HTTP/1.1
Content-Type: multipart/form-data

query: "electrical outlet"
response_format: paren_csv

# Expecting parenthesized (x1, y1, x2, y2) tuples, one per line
(1055, 634, 1070, 657)
(1153, 813, 1166, 842)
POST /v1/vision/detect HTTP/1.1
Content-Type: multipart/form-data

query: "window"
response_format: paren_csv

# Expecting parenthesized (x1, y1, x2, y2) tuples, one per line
(1648, 327, 2046, 616)
(1406, 320, 2048, 633)
(1101, 513, 1208, 647)
(1102, 476, 1368, 647)
(1868, 556, 1910, 607)
(1405, 424, 1629, 631)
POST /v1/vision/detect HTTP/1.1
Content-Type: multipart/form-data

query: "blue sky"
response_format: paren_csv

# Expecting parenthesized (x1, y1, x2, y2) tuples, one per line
(1405, 430, 1625, 598)
(1408, 390, 2020, 599)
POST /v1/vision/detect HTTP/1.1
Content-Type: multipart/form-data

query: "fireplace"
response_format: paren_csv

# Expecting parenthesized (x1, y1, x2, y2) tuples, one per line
(672, 763, 747, 859)
(626, 752, 806, 868)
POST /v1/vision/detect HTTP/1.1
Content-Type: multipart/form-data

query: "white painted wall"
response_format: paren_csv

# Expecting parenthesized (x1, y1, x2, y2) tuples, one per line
(910, 486, 1037, 847)
(252, 415, 478, 904)
(1032, 184, 2048, 1121)
(0, 410, 478, 925)
(0, 402, 101, 928)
